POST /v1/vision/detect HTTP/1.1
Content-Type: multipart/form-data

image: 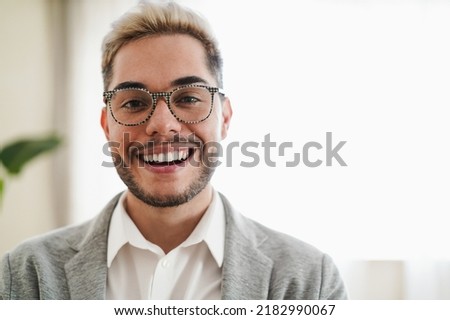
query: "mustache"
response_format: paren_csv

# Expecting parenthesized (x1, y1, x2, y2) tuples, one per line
(127, 133, 203, 154)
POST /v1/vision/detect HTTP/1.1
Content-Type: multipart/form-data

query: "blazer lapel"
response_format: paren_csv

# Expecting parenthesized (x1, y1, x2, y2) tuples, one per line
(65, 240, 108, 299)
(220, 194, 273, 299)
(65, 193, 121, 299)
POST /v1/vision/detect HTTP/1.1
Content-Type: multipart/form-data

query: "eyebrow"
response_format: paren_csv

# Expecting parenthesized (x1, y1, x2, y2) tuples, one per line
(112, 76, 210, 92)
(112, 81, 146, 91)
(170, 76, 209, 87)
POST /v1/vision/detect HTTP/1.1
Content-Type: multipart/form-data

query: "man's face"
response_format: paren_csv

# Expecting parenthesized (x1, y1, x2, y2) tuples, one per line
(101, 34, 231, 207)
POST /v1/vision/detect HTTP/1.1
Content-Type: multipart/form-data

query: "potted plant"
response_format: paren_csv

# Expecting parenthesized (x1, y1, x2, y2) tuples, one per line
(0, 135, 61, 204)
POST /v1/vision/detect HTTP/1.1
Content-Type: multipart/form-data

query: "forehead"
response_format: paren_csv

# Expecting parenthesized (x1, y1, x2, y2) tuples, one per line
(110, 34, 216, 90)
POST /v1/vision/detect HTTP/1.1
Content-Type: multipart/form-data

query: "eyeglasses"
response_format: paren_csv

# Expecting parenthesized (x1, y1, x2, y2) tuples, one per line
(103, 84, 224, 126)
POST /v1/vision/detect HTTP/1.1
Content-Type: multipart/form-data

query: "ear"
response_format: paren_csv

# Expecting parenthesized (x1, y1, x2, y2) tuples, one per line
(100, 107, 110, 140)
(220, 97, 232, 140)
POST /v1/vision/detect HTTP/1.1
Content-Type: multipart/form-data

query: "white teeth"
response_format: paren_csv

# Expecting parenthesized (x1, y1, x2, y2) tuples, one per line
(180, 150, 188, 160)
(142, 150, 189, 163)
(172, 151, 178, 162)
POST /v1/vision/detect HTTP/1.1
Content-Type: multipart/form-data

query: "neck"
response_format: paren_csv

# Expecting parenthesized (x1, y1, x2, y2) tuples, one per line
(124, 185, 213, 254)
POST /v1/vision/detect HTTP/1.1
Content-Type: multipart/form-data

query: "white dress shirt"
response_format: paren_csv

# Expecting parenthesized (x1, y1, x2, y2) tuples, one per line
(106, 190, 225, 300)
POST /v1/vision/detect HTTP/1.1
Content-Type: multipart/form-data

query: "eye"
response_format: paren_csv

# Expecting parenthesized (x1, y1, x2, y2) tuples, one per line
(172, 89, 206, 108)
(122, 99, 149, 110)
(111, 89, 152, 113)
(177, 96, 201, 104)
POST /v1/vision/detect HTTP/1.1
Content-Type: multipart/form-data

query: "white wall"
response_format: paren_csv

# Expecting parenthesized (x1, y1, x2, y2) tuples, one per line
(0, 0, 59, 255)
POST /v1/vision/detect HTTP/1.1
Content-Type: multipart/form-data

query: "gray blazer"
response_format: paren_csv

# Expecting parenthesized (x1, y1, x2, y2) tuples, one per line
(0, 193, 347, 299)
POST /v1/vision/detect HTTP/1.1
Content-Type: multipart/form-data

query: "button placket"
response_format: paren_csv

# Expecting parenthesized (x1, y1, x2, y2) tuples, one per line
(148, 255, 174, 299)
(161, 258, 170, 268)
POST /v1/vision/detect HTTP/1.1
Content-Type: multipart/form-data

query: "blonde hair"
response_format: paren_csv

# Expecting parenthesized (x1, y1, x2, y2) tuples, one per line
(101, 1, 223, 90)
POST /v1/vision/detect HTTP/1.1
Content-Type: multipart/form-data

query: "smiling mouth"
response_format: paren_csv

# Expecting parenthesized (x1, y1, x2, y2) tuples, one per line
(138, 148, 195, 166)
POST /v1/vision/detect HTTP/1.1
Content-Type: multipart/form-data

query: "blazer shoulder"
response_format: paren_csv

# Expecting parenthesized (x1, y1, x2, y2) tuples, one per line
(0, 193, 120, 299)
(220, 193, 347, 299)
(245, 214, 325, 261)
(243, 217, 347, 299)
(6, 192, 121, 263)
(221, 193, 323, 261)
(3, 219, 96, 287)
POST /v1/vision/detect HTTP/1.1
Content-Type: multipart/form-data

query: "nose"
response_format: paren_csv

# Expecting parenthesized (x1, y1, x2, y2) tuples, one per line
(145, 96, 182, 137)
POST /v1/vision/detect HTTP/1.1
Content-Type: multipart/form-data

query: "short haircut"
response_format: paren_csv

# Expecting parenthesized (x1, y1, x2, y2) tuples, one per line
(101, 1, 223, 90)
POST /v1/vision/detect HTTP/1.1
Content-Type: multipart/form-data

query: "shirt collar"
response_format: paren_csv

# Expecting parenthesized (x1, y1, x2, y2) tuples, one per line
(181, 189, 225, 267)
(107, 192, 130, 267)
(107, 189, 225, 268)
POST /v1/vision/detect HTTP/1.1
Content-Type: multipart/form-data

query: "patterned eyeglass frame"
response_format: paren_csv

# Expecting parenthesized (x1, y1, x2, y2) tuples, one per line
(103, 84, 225, 126)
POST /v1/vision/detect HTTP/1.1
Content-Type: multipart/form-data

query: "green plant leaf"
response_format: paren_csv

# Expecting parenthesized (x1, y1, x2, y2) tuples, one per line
(0, 178, 3, 203)
(0, 136, 61, 175)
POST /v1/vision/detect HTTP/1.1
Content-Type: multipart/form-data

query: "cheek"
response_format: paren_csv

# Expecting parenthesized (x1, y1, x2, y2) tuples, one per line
(107, 126, 139, 156)
(202, 107, 224, 141)
(107, 124, 124, 145)
(194, 120, 221, 144)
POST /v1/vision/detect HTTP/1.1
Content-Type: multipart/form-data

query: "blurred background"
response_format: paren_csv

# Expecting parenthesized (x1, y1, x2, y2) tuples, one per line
(1, 0, 450, 299)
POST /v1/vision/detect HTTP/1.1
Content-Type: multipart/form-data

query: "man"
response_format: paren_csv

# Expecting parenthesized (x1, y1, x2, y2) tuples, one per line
(0, 1, 347, 299)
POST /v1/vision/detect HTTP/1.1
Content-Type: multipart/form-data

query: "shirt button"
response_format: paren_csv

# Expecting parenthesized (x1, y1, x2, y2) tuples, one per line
(161, 259, 169, 268)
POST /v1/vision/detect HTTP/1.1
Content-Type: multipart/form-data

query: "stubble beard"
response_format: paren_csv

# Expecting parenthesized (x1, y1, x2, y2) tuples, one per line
(114, 154, 215, 208)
